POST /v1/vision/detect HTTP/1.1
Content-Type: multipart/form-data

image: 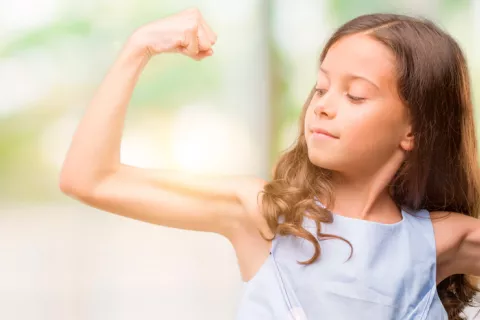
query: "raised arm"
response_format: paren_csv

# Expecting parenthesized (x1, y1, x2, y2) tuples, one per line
(59, 8, 268, 239)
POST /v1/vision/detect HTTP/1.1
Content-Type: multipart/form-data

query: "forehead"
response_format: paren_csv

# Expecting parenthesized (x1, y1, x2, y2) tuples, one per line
(319, 34, 397, 88)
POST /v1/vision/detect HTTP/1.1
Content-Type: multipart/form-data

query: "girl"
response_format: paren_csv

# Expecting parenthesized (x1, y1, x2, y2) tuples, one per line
(60, 8, 480, 320)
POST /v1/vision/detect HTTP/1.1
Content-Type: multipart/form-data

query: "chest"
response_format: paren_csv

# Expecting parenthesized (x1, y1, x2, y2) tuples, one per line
(273, 220, 439, 301)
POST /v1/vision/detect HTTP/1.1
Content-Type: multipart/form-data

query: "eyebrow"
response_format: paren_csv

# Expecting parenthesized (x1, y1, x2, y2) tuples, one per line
(318, 67, 380, 91)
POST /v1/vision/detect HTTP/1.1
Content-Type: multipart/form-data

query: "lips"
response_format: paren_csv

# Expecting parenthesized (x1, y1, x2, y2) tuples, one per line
(310, 127, 338, 139)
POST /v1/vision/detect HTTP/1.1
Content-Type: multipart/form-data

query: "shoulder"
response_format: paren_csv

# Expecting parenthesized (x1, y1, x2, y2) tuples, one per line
(429, 211, 480, 280)
(233, 176, 274, 238)
(430, 211, 465, 253)
(430, 211, 475, 251)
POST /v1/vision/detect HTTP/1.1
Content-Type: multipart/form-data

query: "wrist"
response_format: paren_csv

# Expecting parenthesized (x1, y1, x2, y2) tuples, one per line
(119, 34, 152, 67)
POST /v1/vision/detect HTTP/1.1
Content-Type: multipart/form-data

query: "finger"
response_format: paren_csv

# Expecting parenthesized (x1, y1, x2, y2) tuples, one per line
(180, 47, 213, 57)
(197, 25, 212, 52)
(184, 25, 199, 55)
(200, 18, 217, 44)
(192, 48, 214, 61)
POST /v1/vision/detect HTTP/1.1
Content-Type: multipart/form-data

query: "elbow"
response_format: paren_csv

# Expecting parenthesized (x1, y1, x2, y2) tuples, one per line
(59, 166, 77, 195)
(58, 173, 95, 199)
(59, 176, 75, 196)
(59, 164, 119, 198)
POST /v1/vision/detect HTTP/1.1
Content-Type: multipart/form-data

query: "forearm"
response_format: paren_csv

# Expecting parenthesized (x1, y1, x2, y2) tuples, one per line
(60, 40, 149, 192)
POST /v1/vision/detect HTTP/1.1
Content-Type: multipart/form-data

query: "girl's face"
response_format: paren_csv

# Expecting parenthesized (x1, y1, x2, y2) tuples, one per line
(304, 34, 414, 176)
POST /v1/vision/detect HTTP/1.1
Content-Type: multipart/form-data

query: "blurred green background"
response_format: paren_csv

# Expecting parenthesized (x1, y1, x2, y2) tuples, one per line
(1, 0, 478, 204)
(1, 0, 479, 319)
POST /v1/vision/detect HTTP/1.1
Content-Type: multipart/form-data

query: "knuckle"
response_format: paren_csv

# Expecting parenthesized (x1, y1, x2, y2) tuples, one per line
(185, 23, 198, 32)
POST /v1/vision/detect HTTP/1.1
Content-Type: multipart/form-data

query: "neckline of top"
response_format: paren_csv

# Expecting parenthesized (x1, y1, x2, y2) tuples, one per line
(314, 199, 406, 227)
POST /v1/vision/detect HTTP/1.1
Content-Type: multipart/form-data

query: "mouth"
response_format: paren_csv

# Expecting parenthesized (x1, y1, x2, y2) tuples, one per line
(310, 127, 338, 139)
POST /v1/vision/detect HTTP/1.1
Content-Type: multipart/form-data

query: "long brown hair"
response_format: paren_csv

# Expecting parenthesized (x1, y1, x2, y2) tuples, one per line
(261, 14, 480, 319)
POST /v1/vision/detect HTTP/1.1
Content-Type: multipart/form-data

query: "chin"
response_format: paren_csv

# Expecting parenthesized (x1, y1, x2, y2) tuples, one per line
(307, 149, 339, 171)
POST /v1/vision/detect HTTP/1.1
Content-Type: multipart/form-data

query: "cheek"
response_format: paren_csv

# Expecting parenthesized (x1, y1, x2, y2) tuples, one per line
(340, 108, 403, 155)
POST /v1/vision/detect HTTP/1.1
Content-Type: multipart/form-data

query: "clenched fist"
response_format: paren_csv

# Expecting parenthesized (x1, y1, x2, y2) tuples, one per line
(128, 8, 217, 61)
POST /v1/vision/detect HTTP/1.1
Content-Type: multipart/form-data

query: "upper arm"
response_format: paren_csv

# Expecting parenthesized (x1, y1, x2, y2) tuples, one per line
(60, 164, 267, 238)
(459, 220, 480, 276)
(434, 211, 480, 278)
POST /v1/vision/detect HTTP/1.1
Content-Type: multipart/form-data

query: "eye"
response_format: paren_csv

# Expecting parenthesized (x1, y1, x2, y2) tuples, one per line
(347, 94, 365, 103)
(315, 88, 327, 97)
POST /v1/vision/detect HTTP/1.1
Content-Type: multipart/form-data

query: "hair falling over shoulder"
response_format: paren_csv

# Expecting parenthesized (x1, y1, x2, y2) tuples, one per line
(260, 13, 480, 319)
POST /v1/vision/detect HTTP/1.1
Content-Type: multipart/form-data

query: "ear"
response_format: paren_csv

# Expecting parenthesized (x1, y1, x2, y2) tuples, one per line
(400, 124, 414, 151)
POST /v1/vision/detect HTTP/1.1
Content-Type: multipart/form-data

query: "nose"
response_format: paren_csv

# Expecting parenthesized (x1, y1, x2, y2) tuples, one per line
(313, 93, 337, 119)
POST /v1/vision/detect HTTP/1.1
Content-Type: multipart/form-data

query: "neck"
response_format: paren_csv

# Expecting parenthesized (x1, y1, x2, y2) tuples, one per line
(323, 149, 405, 222)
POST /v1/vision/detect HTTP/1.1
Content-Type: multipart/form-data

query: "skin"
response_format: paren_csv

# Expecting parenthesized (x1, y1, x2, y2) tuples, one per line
(59, 8, 479, 286)
(304, 33, 413, 225)
(303, 34, 480, 283)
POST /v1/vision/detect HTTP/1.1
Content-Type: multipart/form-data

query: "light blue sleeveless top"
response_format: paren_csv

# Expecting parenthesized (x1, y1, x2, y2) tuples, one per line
(236, 204, 448, 320)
